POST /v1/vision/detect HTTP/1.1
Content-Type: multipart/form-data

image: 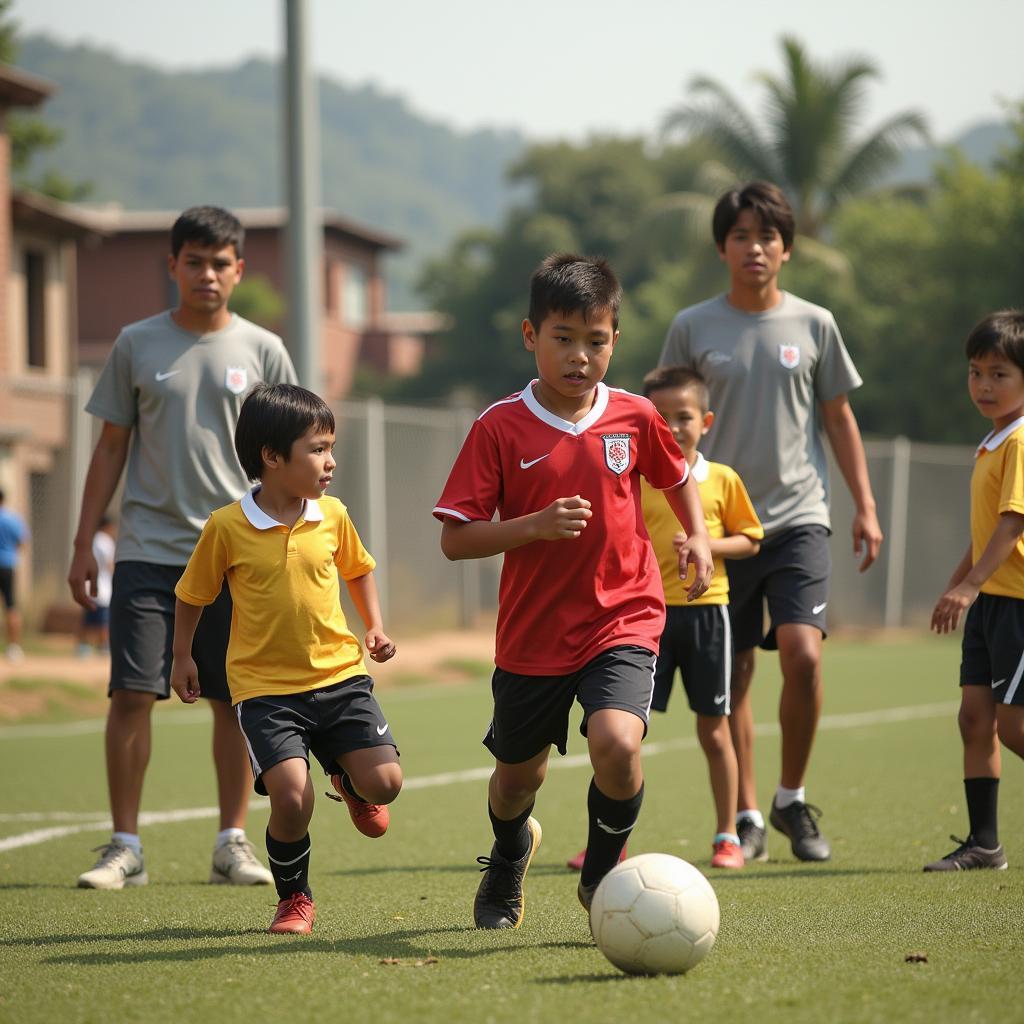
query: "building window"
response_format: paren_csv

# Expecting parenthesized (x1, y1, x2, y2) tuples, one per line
(342, 264, 368, 328)
(25, 249, 47, 368)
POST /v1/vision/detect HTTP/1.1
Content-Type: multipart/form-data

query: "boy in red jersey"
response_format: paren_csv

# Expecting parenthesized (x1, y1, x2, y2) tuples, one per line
(434, 253, 713, 927)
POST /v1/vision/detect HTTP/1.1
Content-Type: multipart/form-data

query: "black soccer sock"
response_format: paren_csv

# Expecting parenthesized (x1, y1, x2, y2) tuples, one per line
(266, 829, 312, 900)
(581, 779, 643, 888)
(338, 771, 366, 803)
(488, 800, 535, 862)
(964, 777, 999, 849)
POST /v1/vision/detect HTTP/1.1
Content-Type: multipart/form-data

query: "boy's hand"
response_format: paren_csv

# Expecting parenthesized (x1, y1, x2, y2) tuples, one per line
(678, 534, 713, 601)
(671, 531, 687, 553)
(931, 582, 979, 634)
(68, 546, 99, 610)
(365, 629, 397, 663)
(852, 507, 884, 572)
(534, 495, 592, 541)
(170, 655, 201, 703)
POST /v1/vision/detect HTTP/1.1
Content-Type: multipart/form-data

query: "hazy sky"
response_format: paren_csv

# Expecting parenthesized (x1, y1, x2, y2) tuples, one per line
(17, 0, 1024, 142)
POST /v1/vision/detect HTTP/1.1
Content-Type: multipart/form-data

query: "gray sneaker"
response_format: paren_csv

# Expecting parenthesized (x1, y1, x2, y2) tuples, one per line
(769, 799, 831, 861)
(737, 818, 768, 862)
(923, 835, 1008, 872)
(77, 839, 148, 889)
(210, 836, 274, 885)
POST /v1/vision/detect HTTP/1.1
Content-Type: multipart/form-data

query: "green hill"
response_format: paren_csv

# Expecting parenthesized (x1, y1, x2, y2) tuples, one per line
(18, 34, 526, 308)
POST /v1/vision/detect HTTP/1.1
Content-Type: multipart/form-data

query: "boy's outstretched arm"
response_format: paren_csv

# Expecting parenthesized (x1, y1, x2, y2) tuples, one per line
(346, 570, 396, 663)
(821, 394, 883, 572)
(932, 513, 1024, 633)
(662, 483, 713, 601)
(170, 598, 204, 703)
(440, 495, 593, 561)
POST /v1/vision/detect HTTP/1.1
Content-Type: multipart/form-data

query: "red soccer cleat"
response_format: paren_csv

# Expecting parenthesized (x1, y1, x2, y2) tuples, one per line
(327, 774, 390, 837)
(566, 844, 628, 871)
(269, 892, 316, 934)
(711, 838, 745, 869)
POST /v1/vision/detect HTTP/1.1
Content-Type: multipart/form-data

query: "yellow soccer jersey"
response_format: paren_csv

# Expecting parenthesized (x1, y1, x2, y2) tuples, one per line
(972, 418, 1024, 598)
(175, 490, 376, 703)
(642, 452, 763, 606)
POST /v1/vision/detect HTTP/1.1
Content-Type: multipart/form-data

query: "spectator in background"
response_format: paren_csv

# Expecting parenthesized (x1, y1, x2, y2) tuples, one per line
(0, 488, 29, 661)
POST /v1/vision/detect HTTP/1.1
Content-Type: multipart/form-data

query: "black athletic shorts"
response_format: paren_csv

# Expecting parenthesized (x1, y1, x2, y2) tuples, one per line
(236, 676, 398, 795)
(0, 566, 14, 610)
(960, 593, 1024, 706)
(652, 604, 732, 717)
(483, 644, 656, 765)
(108, 560, 232, 702)
(726, 525, 830, 652)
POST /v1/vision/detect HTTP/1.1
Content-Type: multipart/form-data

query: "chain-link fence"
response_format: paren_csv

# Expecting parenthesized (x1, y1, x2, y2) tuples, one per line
(10, 388, 977, 635)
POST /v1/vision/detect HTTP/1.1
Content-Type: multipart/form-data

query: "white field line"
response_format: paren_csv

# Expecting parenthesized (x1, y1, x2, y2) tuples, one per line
(0, 700, 955, 854)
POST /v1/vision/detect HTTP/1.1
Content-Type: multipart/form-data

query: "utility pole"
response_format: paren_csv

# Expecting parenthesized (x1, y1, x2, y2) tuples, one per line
(283, 0, 323, 393)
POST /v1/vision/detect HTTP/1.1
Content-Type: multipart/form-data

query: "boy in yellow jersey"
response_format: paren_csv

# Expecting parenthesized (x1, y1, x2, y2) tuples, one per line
(927, 311, 1024, 872)
(171, 383, 401, 933)
(568, 366, 762, 870)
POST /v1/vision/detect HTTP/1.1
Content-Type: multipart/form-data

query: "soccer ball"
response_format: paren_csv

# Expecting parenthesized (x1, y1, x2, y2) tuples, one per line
(589, 853, 720, 975)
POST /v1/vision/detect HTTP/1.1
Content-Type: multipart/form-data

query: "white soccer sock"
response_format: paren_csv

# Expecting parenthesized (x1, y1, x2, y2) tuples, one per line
(216, 827, 245, 848)
(775, 785, 805, 809)
(112, 831, 141, 853)
(736, 809, 765, 829)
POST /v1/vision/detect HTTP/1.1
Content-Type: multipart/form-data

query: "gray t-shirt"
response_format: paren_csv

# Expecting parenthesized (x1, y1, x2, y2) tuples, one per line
(86, 311, 298, 564)
(660, 292, 861, 537)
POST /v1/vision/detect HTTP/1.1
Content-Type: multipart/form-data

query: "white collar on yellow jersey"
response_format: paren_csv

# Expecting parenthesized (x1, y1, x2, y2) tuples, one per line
(976, 415, 1024, 456)
(240, 486, 325, 529)
(690, 450, 709, 483)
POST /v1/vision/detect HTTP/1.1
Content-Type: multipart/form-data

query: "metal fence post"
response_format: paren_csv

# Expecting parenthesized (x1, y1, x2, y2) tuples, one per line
(884, 435, 911, 628)
(365, 396, 388, 622)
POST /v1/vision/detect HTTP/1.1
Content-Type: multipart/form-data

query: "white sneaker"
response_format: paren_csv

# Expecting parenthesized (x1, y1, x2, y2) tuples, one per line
(5, 643, 24, 662)
(209, 836, 273, 885)
(77, 839, 148, 889)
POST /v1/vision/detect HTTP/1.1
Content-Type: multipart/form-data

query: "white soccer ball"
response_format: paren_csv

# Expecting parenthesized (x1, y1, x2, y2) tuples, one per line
(589, 853, 720, 975)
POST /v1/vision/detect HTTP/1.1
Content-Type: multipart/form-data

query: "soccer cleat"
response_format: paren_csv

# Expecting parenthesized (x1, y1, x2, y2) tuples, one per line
(269, 892, 316, 934)
(769, 799, 831, 861)
(473, 816, 542, 929)
(209, 836, 274, 885)
(923, 835, 1008, 872)
(737, 818, 768, 862)
(577, 879, 598, 912)
(327, 775, 389, 838)
(566, 844, 627, 872)
(77, 839, 148, 889)
(710, 838, 745, 869)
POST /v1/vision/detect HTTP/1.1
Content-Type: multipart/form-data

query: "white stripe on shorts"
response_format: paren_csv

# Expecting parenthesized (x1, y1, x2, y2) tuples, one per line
(718, 605, 733, 715)
(235, 703, 262, 779)
(1004, 647, 1024, 704)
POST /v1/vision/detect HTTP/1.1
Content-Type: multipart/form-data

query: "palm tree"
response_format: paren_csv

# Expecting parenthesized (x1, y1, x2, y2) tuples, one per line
(662, 36, 929, 238)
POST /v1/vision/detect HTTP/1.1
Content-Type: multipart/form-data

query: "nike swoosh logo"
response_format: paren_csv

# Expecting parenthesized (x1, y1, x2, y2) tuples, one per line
(376, 723, 389, 735)
(713, 694, 726, 705)
(155, 370, 182, 381)
(519, 455, 549, 469)
(812, 602, 828, 615)
(280, 870, 302, 882)
(596, 817, 637, 835)
(992, 678, 1007, 688)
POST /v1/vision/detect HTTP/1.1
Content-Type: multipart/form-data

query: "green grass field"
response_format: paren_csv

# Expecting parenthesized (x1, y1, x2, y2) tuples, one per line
(1, 634, 1021, 1024)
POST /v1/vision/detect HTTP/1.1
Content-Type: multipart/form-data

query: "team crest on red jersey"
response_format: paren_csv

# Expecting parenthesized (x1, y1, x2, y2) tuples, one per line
(779, 345, 800, 369)
(602, 433, 632, 475)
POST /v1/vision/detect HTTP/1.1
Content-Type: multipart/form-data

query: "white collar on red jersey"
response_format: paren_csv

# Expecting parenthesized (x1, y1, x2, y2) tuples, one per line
(690, 451, 709, 483)
(240, 486, 325, 529)
(976, 415, 1024, 455)
(521, 379, 610, 434)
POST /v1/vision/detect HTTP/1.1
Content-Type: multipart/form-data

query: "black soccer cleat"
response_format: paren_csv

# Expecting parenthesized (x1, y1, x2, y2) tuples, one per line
(577, 879, 598, 913)
(473, 816, 542, 929)
(737, 818, 768, 863)
(769, 799, 831, 861)
(923, 835, 1008, 872)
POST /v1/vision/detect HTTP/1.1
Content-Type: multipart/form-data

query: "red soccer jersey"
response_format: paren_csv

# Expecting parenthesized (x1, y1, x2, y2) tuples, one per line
(433, 380, 689, 674)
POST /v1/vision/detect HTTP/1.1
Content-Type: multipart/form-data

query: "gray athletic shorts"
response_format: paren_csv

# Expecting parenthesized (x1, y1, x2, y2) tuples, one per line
(108, 560, 231, 702)
(484, 645, 656, 765)
(725, 525, 830, 653)
(235, 676, 397, 795)
(960, 593, 1024, 705)
(652, 604, 733, 717)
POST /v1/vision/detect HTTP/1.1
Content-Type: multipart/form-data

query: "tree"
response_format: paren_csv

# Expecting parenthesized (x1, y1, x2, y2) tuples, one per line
(662, 36, 928, 238)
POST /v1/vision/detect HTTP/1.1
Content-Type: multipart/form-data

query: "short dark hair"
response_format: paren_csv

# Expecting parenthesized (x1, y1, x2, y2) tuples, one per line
(712, 181, 795, 251)
(234, 383, 335, 482)
(528, 253, 622, 331)
(171, 206, 244, 259)
(642, 365, 710, 412)
(965, 310, 1024, 374)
